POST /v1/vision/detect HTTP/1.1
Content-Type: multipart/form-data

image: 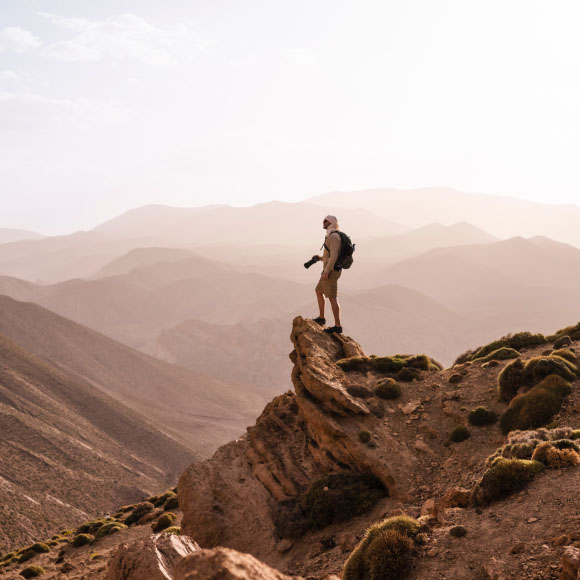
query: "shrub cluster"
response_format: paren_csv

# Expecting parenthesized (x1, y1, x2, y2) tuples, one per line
(475, 457, 544, 504)
(72, 534, 93, 548)
(343, 516, 420, 580)
(531, 440, 580, 468)
(337, 354, 441, 381)
(301, 471, 386, 529)
(455, 332, 547, 365)
(549, 322, 580, 343)
(124, 502, 155, 526)
(468, 407, 498, 426)
(20, 565, 45, 579)
(498, 355, 577, 402)
(375, 378, 401, 400)
(499, 375, 572, 435)
(487, 426, 579, 464)
(152, 512, 177, 533)
(475, 347, 521, 364)
(448, 425, 471, 443)
(94, 522, 127, 539)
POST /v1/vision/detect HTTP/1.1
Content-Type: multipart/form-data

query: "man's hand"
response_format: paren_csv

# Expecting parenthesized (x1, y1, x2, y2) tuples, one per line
(320, 272, 329, 281)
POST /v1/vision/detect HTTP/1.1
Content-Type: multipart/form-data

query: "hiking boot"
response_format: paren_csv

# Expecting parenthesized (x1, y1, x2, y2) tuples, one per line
(324, 325, 343, 334)
(313, 317, 326, 326)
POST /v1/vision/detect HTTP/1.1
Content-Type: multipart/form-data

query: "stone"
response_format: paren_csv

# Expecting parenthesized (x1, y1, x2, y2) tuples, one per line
(440, 487, 471, 509)
(560, 546, 580, 580)
(449, 525, 467, 538)
(174, 547, 304, 580)
(400, 400, 422, 415)
(107, 533, 200, 580)
(510, 542, 526, 554)
(427, 548, 439, 557)
(527, 517, 539, 523)
(415, 440, 435, 455)
(276, 539, 294, 553)
(420, 499, 436, 517)
(337, 532, 358, 553)
(553, 534, 570, 546)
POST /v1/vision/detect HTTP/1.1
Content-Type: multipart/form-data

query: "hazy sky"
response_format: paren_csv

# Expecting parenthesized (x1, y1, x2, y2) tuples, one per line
(1, 0, 580, 234)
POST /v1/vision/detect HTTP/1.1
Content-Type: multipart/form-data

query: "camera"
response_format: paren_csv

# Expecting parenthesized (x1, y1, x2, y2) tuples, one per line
(304, 255, 320, 269)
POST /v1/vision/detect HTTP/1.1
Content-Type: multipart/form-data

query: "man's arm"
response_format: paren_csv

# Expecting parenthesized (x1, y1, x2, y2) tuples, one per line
(323, 233, 341, 274)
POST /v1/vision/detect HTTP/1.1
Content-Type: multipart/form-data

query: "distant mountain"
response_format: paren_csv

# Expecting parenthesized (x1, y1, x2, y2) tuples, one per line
(93, 246, 195, 278)
(93, 201, 406, 246)
(0, 295, 266, 453)
(307, 187, 580, 247)
(0, 228, 44, 243)
(0, 330, 194, 550)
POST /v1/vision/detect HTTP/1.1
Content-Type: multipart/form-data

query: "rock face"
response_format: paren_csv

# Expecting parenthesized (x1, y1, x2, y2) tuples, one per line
(178, 317, 418, 565)
(174, 547, 304, 580)
(107, 533, 200, 580)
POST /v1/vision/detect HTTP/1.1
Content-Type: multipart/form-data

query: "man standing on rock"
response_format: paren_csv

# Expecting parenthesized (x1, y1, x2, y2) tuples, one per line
(313, 215, 343, 334)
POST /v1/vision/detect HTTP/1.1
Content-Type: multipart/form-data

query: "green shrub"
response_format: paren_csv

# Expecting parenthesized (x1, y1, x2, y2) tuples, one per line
(450, 525, 467, 537)
(153, 491, 177, 508)
(301, 472, 386, 529)
(152, 512, 177, 533)
(124, 502, 155, 526)
(164, 496, 179, 511)
(498, 356, 576, 402)
(498, 358, 525, 401)
(455, 332, 547, 365)
(77, 520, 106, 535)
(550, 323, 580, 342)
(72, 534, 93, 548)
(474, 347, 520, 363)
(30, 543, 50, 554)
(338, 354, 439, 377)
(375, 378, 401, 400)
(161, 526, 181, 535)
(20, 565, 45, 578)
(468, 407, 498, 426)
(449, 425, 470, 443)
(500, 375, 572, 434)
(571, 430, 580, 440)
(396, 367, 421, 382)
(552, 349, 577, 364)
(448, 373, 463, 384)
(337, 356, 372, 372)
(524, 356, 577, 382)
(553, 334, 573, 348)
(18, 551, 36, 564)
(476, 457, 544, 503)
(95, 522, 127, 539)
(89, 553, 102, 561)
(1, 552, 15, 562)
(358, 430, 371, 444)
(343, 516, 420, 580)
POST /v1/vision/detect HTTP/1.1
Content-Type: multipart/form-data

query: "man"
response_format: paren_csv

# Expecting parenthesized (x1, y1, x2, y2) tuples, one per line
(313, 215, 343, 334)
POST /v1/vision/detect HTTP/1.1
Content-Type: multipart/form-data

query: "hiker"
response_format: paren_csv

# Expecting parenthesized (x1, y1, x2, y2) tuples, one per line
(314, 215, 343, 334)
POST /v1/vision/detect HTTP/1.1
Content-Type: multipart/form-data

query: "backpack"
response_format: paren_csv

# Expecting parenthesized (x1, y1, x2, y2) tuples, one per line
(325, 231, 355, 270)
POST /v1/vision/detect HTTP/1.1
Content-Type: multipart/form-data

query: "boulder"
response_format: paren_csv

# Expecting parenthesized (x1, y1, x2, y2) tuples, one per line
(107, 533, 200, 580)
(174, 547, 304, 580)
(561, 546, 580, 580)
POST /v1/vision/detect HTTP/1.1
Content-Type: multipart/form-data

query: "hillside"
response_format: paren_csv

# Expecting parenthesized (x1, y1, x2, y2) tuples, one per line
(4, 317, 580, 580)
(0, 331, 195, 552)
(307, 186, 580, 247)
(0, 295, 266, 452)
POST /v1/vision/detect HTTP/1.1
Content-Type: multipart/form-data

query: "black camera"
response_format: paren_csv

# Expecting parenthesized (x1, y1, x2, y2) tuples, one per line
(304, 255, 320, 269)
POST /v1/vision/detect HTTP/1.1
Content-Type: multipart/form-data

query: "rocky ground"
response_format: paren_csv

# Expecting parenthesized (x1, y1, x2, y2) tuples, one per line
(3, 317, 580, 579)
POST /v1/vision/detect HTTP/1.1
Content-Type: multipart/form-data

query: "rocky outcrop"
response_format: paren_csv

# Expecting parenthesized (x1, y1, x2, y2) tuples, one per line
(107, 533, 200, 580)
(179, 317, 422, 566)
(174, 547, 305, 580)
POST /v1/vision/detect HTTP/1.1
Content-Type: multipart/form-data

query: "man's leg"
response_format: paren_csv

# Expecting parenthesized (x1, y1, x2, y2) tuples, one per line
(316, 289, 325, 318)
(329, 297, 341, 327)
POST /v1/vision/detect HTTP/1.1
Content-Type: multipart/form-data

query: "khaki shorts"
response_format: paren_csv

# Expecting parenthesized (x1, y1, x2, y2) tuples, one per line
(315, 269, 341, 299)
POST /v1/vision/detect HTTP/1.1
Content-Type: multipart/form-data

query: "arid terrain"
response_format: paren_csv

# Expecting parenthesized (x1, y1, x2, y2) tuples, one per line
(2, 316, 580, 579)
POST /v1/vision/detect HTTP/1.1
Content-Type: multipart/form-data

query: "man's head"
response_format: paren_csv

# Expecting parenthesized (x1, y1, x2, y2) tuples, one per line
(323, 215, 338, 229)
